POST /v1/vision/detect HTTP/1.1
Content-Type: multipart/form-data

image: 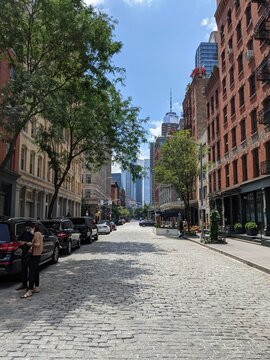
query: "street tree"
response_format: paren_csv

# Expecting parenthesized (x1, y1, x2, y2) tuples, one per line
(36, 79, 146, 218)
(0, 0, 122, 171)
(155, 130, 199, 232)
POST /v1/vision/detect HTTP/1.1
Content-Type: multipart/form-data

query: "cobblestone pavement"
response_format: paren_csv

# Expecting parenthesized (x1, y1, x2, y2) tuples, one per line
(1, 222, 270, 360)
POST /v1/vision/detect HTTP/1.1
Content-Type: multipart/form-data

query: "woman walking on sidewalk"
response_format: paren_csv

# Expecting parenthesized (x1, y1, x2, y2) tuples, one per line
(21, 224, 43, 299)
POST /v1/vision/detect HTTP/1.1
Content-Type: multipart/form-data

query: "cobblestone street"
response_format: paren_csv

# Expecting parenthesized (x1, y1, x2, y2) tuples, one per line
(0, 222, 270, 359)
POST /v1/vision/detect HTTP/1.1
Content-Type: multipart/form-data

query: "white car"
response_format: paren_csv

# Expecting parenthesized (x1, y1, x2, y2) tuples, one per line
(97, 223, 110, 234)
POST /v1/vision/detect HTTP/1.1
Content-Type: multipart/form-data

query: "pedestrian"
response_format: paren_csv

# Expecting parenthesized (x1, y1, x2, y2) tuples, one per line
(20, 224, 43, 299)
(177, 219, 184, 238)
(16, 221, 34, 290)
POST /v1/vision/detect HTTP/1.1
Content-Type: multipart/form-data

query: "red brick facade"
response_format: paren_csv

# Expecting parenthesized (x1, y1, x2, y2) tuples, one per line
(207, 0, 270, 233)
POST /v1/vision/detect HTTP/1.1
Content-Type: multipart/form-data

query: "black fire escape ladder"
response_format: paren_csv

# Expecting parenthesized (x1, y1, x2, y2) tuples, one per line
(255, 52, 270, 82)
(253, 5, 270, 41)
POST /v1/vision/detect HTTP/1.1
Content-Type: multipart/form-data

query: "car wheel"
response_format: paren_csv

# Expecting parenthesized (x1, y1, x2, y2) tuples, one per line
(51, 245, 59, 264)
(94, 232, 99, 241)
(65, 240, 72, 255)
(86, 229, 92, 243)
(77, 238, 81, 249)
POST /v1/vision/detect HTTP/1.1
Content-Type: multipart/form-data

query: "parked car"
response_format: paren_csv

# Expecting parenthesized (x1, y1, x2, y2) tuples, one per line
(0, 218, 59, 276)
(98, 220, 112, 232)
(41, 218, 81, 255)
(139, 219, 155, 227)
(67, 216, 98, 243)
(96, 222, 111, 234)
(115, 218, 124, 226)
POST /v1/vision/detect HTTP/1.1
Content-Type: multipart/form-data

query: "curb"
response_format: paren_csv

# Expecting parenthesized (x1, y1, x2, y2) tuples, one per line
(186, 237, 270, 275)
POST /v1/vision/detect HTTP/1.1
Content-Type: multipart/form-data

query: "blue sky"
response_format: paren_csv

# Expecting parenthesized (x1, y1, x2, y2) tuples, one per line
(85, 0, 217, 166)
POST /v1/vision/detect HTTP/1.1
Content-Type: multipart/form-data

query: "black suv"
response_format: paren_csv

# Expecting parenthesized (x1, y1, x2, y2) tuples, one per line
(0, 218, 59, 276)
(67, 216, 98, 243)
(41, 218, 81, 255)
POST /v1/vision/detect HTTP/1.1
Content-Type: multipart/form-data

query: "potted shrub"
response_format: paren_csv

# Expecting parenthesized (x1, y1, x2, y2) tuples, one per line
(245, 221, 258, 236)
(234, 222, 244, 234)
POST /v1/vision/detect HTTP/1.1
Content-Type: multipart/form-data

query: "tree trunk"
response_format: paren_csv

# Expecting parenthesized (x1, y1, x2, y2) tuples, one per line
(0, 137, 18, 172)
(47, 186, 61, 219)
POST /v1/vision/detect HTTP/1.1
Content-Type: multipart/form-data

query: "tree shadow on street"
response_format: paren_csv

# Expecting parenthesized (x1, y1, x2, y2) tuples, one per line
(0, 240, 161, 332)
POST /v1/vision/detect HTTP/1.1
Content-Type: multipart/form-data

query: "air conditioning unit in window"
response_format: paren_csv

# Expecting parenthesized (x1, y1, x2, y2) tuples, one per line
(245, 50, 254, 61)
(227, 48, 233, 57)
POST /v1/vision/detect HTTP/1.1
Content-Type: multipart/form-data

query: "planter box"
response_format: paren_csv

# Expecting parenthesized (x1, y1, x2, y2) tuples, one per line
(246, 228, 258, 236)
(234, 228, 245, 234)
(155, 228, 178, 236)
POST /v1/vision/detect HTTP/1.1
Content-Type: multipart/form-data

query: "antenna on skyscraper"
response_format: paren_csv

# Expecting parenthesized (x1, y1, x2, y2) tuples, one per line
(170, 88, 172, 113)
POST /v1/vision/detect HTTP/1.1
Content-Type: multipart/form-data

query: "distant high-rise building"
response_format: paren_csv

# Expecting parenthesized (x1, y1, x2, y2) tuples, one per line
(143, 159, 150, 205)
(112, 173, 122, 189)
(195, 31, 218, 76)
(161, 89, 179, 136)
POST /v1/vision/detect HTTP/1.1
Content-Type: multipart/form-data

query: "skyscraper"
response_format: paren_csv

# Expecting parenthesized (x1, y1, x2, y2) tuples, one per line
(195, 31, 218, 77)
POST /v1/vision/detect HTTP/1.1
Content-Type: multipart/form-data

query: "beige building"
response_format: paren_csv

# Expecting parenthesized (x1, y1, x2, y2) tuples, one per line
(82, 162, 112, 219)
(16, 119, 82, 218)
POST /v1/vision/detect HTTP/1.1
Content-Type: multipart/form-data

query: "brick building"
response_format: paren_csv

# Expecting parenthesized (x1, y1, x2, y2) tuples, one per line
(207, 0, 270, 234)
(0, 56, 20, 217)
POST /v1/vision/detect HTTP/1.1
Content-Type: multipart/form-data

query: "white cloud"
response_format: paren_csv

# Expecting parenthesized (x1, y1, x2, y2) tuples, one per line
(123, 0, 153, 6)
(83, 0, 105, 6)
(148, 120, 162, 140)
(200, 17, 217, 32)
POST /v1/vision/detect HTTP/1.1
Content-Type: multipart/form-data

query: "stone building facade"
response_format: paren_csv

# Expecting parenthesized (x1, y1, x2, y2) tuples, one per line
(16, 120, 82, 219)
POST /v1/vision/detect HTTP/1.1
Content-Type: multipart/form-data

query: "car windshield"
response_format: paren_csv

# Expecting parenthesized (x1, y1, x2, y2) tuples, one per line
(42, 222, 60, 230)
(0, 223, 11, 243)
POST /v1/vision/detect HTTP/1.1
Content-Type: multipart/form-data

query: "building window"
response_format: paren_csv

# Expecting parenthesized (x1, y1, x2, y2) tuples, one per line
(85, 174, 91, 183)
(245, 4, 252, 28)
(213, 171, 217, 192)
(239, 85, 245, 108)
(217, 141, 220, 160)
(252, 148, 260, 178)
(250, 109, 257, 134)
(230, 96, 236, 116)
(212, 145, 216, 162)
(207, 102, 210, 119)
(224, 133, 229, 153)
(223, 105, 228, 125)
(29, 152, 35, 175)
(207, 126, 210, 142)
(216, 115, 220, 134)
(227, 9, 232, 28)
(247, 39, 253, 51)
(225, 164, 230, 187)
(218, 169, 221, 190)
(249, 73, 256, 97)
(235, 0, 240, 11)
(30, 120, 36, 138)
(20, 146, 27, 171)
(211, 96, 214, 113)
(222, 78, 227, 96)
(238, 52, 243, 74)
(37, 156, 42, 178)
(211, 122, 215, 139)
(221, 50, 226, 69)
(236, 21, 242, 43)
(233, 160, 238, 185)
(229, 66, 234, 86)
(215, 89, 219, 109)
(220, 24, 225, 43)
(240, 119, 246, 142)
(231, 127, 237, 148)
(242, 154, 248, 181)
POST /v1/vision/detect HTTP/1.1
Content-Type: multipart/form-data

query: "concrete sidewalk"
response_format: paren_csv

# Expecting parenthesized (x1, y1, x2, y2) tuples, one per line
(186, 236, 270, 274)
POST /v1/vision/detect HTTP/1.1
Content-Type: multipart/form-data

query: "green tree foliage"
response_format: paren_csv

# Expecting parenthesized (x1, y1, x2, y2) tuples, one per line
(0, 0, 123, 170)
(155, 130, 199, 230)
(112, 205, 130, 220)
(36, 79, 146, 218)
(134, 204, 150, 219)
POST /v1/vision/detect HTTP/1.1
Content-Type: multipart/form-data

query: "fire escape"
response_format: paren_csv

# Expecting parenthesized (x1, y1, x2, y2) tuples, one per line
(255, 53, 270, 82)
(253, 4, 270, 42)
(258, 96, 270, 125)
